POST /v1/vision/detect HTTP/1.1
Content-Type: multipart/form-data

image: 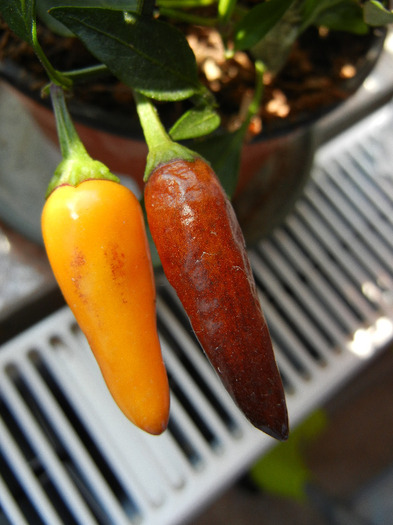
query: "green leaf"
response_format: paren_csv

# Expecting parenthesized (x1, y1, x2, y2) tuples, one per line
(364, 0, 393, 26)
(301, 0, 344, 29)
(49, 7, 200, 101)
(314, 0, 369, 34)
(234, 0, 294, 51)
(218, 0, 237, 24)
(36, 1, 138, 36)
(192, 128, 244, 197)
(169, 105, 220, 141)
(0, 0, 35, 43)
(250, 410, 328, 502)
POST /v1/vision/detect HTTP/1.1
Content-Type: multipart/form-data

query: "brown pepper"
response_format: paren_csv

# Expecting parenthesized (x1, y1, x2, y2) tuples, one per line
(145, 158, 288, 440)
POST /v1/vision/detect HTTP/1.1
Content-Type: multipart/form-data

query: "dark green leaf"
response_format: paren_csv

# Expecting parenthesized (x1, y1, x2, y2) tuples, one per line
(0, 0, 35, 43)
(314, 1, 368, 34)
(364, 0, 393, 25)
(36, 1, 138, 36)
(192, 129, 244, 197)
(301, 0, 343, 29)
(49, 7, 200, 101)
(234, 0, 293, 51)
(169, 105, 220, 141)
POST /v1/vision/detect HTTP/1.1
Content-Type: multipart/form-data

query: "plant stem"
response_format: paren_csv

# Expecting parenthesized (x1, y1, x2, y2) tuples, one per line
(133, 91, 198, 181)
(133, 90, 172, 152)
(41, 64, 110, 98)
(64, 64, 110, 82)
(218, 0, 237, 24)
(46, 85, 118, 196)
(50, 84, 88, 161)
(137, 0, 156, 17)
(246, 60, 265, 123)
(31, 17, 72, 90)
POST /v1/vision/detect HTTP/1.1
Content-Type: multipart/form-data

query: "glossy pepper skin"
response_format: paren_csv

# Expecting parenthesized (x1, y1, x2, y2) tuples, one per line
(145, 158, 288, 440)
(42, 179, 170, 435)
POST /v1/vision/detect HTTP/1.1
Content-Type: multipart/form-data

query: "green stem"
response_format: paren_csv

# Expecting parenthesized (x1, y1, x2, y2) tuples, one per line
(42, 64, 110, 97)
(45, 85, 118, 197)
(137, 0, 156, 16)
(246, 60, 265, 124)
(31, 17, 72, 90)
(133, 91, 198, 181)
(64, 64, 110, 82)
(50, 84, 87, 161)
(218, 0, 237, 24)
(134, 90, 172, 152)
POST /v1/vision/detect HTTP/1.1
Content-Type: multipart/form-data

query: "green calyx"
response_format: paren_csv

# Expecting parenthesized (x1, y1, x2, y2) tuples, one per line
(46, 84, 119, 197)
(144, 141, 198, 182)
(134, 90, 200, 181)
(46, 155, 118, 198)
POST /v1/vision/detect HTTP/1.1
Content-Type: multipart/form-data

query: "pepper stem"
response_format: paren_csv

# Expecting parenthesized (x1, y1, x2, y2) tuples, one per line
(245, 60, 265, 125)
(133, 91, 199, 181)
(45, 85, 119, 197)
(31, 17, 72, 91)
(50, 84, 88, 161)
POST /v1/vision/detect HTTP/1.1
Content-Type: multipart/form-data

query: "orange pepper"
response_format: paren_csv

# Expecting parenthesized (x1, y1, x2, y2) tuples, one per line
(42, 179, 170, 435)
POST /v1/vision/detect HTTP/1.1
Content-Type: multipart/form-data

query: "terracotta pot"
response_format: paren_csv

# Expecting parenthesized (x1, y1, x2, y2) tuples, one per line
(0, 27, 386, 246)
(234, 125, 316, 243)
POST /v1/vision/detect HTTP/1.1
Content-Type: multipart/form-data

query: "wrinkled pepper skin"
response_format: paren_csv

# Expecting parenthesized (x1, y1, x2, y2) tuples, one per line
(145, 159, 288, 440)
(42, 180, 170, 435)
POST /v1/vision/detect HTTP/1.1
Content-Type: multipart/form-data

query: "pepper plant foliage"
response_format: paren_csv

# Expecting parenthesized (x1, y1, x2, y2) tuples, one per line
(0, 0, 391, 193)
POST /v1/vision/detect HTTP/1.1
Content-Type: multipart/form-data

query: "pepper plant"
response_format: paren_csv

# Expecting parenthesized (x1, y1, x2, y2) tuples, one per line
(0, 0, 392, 438)
(1, 0, 392, 194)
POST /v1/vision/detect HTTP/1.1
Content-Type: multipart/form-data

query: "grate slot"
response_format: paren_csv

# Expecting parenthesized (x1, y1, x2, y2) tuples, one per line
(294, 196, 385, 314)
(166, 397, 207, 470)
(0, 408, 60, 525)
(167, 370, 219, 451)
(309, 177, 393, 281)
(281, 219, 372, 323)
(269, 352, 296, 395)
(259, 237, 348, 348)
(257, 296, 315, 379)
(357, 141, 393, 196)
(322, 164, 393, 261)
(157, 304, 241, 436)
(272, 227, 364, 333)
(0, 396, 71, 525)
(251, 271, 325, 377)
(269, 341, 305, 395)
(0, 461, 32, 525)
(342, 153, 393, 227)
(163, 350, 233, 452)
(158, 286, 197, 346)
(251, 249, 332, 364)
(166, 417, 202, 469)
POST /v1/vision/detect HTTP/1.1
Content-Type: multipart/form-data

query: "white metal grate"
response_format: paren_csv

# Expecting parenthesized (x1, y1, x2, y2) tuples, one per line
(1, 101, 393, 525)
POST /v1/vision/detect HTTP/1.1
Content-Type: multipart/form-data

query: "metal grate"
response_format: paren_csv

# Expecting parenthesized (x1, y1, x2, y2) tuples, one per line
(1, 102, 393, 525)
